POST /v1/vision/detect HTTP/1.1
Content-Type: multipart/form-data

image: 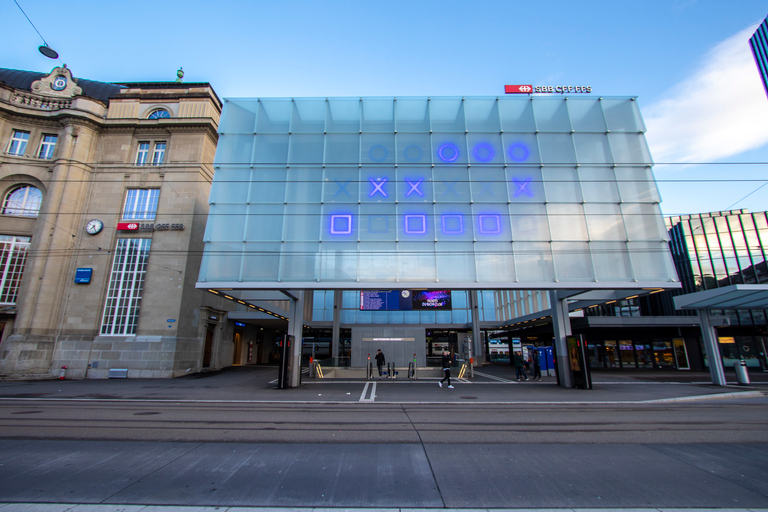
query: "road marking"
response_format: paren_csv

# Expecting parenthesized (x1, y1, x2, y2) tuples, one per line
(359, 382, 377, 402)
(474, 370, 515, 383)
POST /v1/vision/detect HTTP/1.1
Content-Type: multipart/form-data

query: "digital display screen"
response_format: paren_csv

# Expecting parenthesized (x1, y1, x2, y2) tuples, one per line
(360, 290, 413, 311)
(411, 290, 452, 310)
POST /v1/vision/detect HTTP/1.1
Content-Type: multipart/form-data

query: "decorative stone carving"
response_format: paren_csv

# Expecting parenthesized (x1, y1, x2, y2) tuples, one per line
(30, 65, 82, 99)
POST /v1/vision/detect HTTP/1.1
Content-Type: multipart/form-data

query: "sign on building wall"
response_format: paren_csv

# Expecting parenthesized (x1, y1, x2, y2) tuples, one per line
(197, 96, 677, 290)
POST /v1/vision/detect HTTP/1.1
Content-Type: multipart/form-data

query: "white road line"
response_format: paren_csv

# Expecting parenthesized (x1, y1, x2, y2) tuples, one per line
(474, 370, 515, 383)
(358, 381, 377, 402)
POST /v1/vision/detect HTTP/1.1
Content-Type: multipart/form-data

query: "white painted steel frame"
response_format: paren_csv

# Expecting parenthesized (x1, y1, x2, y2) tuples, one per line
(100, 238, 151, 336)
(0, 236, 29, 305)
(122, 189, 159, 221)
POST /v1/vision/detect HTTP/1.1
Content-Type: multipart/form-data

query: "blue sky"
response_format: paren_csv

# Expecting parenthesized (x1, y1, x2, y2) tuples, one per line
(3, 0, 767, 216)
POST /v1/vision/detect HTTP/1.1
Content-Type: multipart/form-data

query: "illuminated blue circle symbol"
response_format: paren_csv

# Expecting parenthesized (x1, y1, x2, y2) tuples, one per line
(473, 143, 494, 162)
(404, 144, 423, 162)
(438, 144, 459, 162)
(508, 143, 530, 162)
(369, 145, 388, 162)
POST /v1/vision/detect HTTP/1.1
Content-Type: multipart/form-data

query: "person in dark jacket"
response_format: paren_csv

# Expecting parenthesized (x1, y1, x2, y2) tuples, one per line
(532, 350, 542, 381)
(513, 351, 529, 381)
(375, 349, 386, 378)
(439, 351, 454, 388)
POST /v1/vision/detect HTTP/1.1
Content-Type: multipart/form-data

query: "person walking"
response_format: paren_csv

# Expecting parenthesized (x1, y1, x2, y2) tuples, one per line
(532, 349, 542, 381)
(439, 350, 454, 388)
(375, 349, 386, 379)
(513, 351, 529, 381)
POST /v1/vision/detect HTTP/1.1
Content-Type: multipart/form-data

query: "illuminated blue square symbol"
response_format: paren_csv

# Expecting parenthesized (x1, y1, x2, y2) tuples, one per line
(442, 215, 464, 234)
(330, 214, 352, 234)
(478, 215, 501, 234)
(404, 215, 426, 234)
(368, 215, 388, 233)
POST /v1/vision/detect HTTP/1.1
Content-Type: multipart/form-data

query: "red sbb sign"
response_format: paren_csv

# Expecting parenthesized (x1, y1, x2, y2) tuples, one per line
(505, 84, 533, 94)
(117, 222, 139, 231)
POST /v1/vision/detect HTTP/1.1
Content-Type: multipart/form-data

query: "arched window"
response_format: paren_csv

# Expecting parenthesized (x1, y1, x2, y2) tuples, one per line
(3, 185, 42, 217)
(147, 109, 171, 119)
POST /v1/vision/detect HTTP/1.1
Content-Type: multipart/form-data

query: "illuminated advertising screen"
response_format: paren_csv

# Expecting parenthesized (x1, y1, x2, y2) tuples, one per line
(411, 290, 451, 310)
(360, 290, 412, 311)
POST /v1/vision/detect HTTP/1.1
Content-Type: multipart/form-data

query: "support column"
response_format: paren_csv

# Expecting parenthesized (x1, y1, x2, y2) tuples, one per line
(549, 290, 573, 388)
(698, 310, 727, 386)
(288, 291, 305, 388)
(331, 290, 342, 363)
(469, 290, 482, 370)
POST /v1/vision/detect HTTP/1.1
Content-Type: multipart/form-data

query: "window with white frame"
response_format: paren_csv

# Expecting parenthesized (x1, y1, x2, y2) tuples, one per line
(37, 134, 57, 159)
(7, 130, 30, 156)
(151, 142, 166, 165)
(0, 235, 30, 305)
(122, 189, 159, 221)
(100, 238, 151, 335)
(135, 142, 150, 165)
(2, 185, 42, 217)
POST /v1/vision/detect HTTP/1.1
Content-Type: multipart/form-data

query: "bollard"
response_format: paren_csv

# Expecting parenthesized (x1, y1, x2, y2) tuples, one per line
(734, 360, 750, 386)
(59, 365, 67, 380)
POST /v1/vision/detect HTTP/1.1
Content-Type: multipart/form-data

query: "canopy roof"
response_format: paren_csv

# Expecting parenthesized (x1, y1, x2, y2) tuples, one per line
(673, 284, 768, 311)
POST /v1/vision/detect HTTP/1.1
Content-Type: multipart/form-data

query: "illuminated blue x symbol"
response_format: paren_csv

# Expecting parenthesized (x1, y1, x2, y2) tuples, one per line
(479, 182, 495, 197)
(405, 178, 424, 197)
(369, 178, 388, 197)
(334, 180, 351, 197)
(513, 178, 533, 197)
(441, 181, 458, 197)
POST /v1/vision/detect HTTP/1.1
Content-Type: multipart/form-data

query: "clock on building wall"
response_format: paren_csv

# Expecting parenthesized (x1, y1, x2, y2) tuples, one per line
(148, 109, 171, 119)
(85, 219, 103, 235)
(51, 75, 67, 91)
(401, 290, 410, 298)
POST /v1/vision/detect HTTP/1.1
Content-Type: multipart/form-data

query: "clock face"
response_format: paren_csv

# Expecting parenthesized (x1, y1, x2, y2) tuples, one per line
(401, 290, 410, 298)
(148, 109, 171, 119)
(51, 75, 67, 91)
(85, 219, 103, 235)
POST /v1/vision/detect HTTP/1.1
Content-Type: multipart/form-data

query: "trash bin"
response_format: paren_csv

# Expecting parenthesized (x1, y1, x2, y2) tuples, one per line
(734, 360, 750, 386)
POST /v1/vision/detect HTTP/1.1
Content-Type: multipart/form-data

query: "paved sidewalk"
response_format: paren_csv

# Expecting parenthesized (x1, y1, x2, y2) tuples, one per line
(0, 365, 764, 405)
(3, 508, 768, 512)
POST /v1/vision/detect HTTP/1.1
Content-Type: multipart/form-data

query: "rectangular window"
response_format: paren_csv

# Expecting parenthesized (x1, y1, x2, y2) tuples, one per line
(151, 142, 166, 165)
(37, 134, 57, 159)
(7, 130, 30, 156)
(135, 142, 150, 165)
(0, 235, 31, 305)
(100, 238, 151, 336)
(122, 189, 159, 221)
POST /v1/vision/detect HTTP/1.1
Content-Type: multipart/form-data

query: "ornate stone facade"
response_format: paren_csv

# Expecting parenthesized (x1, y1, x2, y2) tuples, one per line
(0, 66, 245, 379)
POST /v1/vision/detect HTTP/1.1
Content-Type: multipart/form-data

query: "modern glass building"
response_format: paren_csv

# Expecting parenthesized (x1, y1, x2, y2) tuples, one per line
(500, 210, 768, 374)
(197, 95, 679, 374)
(751, 15, 768, 98)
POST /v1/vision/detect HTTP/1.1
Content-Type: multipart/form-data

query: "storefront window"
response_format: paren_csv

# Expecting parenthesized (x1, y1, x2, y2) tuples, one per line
(673, 338, 690, 370)
(653, 340, 675, 367)
(619, 340, 635, 367)
(636, 344, 654, 368)
(604, 340, 618, 368)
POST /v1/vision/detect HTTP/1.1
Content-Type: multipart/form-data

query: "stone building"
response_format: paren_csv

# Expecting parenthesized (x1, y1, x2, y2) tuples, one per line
(0, 65, 259, 379)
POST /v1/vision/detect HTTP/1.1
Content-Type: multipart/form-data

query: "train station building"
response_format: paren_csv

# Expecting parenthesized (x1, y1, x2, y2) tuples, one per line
(196, 95, 695, 386)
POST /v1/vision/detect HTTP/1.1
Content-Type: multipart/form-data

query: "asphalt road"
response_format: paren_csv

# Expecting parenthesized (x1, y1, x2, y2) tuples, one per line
(0, 366, 766, 509)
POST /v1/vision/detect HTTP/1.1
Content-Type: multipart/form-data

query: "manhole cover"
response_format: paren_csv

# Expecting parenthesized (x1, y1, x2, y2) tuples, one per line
(460, 396, 477, 399)
(133, 411, 161, 416)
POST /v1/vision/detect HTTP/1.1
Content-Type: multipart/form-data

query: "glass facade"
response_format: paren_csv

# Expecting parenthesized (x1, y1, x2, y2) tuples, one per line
(200, 96, 676, 289)
(665, 211, 768, 293)
(750, 16, 768, 98)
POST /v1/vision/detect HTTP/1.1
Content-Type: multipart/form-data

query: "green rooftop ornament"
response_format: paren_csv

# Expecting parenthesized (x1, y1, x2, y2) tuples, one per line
(176, 67, 184, 83)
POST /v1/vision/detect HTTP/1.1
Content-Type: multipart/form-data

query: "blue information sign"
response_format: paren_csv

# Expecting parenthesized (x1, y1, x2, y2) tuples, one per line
(74, 268, 92, 284)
